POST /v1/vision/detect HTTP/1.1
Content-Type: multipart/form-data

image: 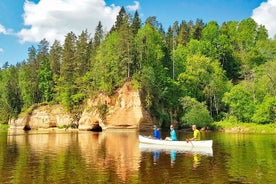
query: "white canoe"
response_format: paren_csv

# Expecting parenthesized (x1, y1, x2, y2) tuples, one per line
(139, 135, 213, 148)
(139, 143, 213, 156)
(139, 135, 213, 156)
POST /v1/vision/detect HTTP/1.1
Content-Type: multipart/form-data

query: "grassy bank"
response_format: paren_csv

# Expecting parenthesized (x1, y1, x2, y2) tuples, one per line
(214, 121, 276, 134)
(0, 124, 9, 130)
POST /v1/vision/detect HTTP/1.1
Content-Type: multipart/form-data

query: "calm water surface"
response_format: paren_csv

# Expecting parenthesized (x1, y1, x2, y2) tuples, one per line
(0, 129, 276, 184)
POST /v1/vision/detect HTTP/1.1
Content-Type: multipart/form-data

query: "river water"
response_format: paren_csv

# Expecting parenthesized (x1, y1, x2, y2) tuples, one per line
(0, 129, 276, 184)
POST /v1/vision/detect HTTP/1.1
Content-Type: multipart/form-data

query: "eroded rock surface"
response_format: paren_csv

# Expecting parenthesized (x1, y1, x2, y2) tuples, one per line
(9, 82, 153, 131)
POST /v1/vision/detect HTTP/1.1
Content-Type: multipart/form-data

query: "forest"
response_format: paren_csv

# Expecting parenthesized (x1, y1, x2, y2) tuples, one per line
(1, 7, 276, 128)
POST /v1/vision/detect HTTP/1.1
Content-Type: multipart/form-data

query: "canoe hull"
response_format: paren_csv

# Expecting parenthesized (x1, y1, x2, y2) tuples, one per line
(139, 135, 213, 148)
(139, 135, 213, 156)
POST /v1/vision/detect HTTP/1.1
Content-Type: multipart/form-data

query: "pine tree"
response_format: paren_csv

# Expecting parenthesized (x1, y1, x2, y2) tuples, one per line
(131, 11, 141, 35)
(49, 40, 62, 81)
(38, 58, 53, 102)
(58, 32, 77, 110)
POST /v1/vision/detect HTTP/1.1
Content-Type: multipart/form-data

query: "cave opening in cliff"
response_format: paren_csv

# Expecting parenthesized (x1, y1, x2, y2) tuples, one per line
(91, 122, 102, 132)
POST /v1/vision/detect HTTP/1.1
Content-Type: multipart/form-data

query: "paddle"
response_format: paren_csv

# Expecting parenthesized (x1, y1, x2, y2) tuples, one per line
(186, 138, 194, 147)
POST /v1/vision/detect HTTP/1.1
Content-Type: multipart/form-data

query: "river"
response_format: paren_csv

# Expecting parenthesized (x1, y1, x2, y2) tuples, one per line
(0, 129, 275, 184)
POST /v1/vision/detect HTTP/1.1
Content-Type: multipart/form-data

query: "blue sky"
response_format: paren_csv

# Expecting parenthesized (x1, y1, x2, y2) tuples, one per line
(0, 0, 275, 67)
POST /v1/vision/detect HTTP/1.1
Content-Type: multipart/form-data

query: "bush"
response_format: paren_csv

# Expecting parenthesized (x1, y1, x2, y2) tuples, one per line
(180, 96, 213, 128)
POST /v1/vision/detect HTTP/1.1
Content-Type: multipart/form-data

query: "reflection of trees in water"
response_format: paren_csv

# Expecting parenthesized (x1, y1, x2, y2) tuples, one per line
(6, 131, 141, 183)
(79, 131, 141, 182)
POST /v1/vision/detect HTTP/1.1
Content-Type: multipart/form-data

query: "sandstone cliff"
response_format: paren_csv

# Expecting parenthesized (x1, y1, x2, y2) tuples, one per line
(9, 104, 73, 130)
(9, 82, 153, 131)
(79, 82, 153, 130)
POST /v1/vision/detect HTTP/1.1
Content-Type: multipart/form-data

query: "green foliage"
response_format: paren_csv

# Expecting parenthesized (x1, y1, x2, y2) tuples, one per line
(49, 40, 62, 78)
(38, 58, 53, 102)
(252, 95, 276, 124)
(222, 83, 255, 122)
(202, 21, 219, 44)
(19, 62, 34, 108)
(2, 15, 276, 127)
(0, 124, 9, 129)
(180, 96, 213, 128)
(214, 121, 276, 133)
(0, 99, 11, 124)
(0, 65, 22, 122)
(96, 104, 108, 120)
(91, 31, 126, 94)
(178, 54, 230, 113)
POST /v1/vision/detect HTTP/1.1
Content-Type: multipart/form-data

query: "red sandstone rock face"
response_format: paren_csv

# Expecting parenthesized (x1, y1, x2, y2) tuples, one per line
(9, 82, 153, 131)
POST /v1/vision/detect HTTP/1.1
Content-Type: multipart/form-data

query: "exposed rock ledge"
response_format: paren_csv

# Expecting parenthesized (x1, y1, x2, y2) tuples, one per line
(9, 82, 153, 131)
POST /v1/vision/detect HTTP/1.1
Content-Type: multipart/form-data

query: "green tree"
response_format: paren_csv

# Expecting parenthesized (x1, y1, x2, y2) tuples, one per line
(0, 65, 22, 123)
(178, 54, 231, 119)
(134, 22, 172, 124)
(49, 40, 62, 87)
(177, 20, 192, 46)
(180, 96, 213, 128)
(217, 34, 241, 81)
(237, 18, 258, 51)
(18, 46, 39, 108)
(38, 58, 53, 102)
(37, 39, 50, 102)
(252, 94, 276, 124)
(129, 11, 141, 77)
(202, 21, 219, 44)
(222, 83, 255, 122)
(192, 18, 205, 40)
(111, 7, 128, 32)
(257, 60, 276, 97)
(91, 31, 124, 94)
(75, 30, 90, 76)
(131, 11, 141, 35)
(57, 31, 77, 110)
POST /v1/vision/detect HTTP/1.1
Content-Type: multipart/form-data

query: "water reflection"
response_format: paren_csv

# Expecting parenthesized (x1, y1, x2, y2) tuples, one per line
(192, 153, 201, 170)
(170, 150, 176, 167)
(139, 142, 211, 170)
(5, 129, 141, 183)
(3, 130, 276, 183)
(150, 150, 177, 167)
(153, 151, 159, 165)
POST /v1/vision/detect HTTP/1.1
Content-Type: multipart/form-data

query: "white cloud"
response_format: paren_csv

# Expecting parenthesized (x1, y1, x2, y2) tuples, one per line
(0, 24, 13, 35)
(0, 48, 3, 54)
(126, 1, 140, 12)
(0, 24, 7, 34)
(17, 0, 125, 44)
(252, 0, 276, 38)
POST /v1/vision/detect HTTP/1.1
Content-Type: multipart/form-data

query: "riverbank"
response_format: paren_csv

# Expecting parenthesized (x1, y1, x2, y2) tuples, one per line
(214, 121, 276, 134)
(2, 121, 276, 134)
(0, 124, 9, 131)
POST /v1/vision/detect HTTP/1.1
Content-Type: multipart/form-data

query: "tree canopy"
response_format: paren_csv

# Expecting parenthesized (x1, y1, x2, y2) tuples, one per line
(1, 8, 276, 128)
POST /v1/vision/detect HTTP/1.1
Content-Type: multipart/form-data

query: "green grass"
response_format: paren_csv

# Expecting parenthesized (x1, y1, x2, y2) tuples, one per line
(214, 121, 276, 134)
(0, 124, 9, 130)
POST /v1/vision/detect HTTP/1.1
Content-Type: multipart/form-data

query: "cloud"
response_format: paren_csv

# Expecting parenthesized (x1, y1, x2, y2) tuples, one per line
(0, 48, 3, 54)
(17, 0, 124, 44)
(126, 1, 140, 12)
(0, 24, 13, 35)
(0, 24, 7, 34)
(252, 0, 276, 38)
